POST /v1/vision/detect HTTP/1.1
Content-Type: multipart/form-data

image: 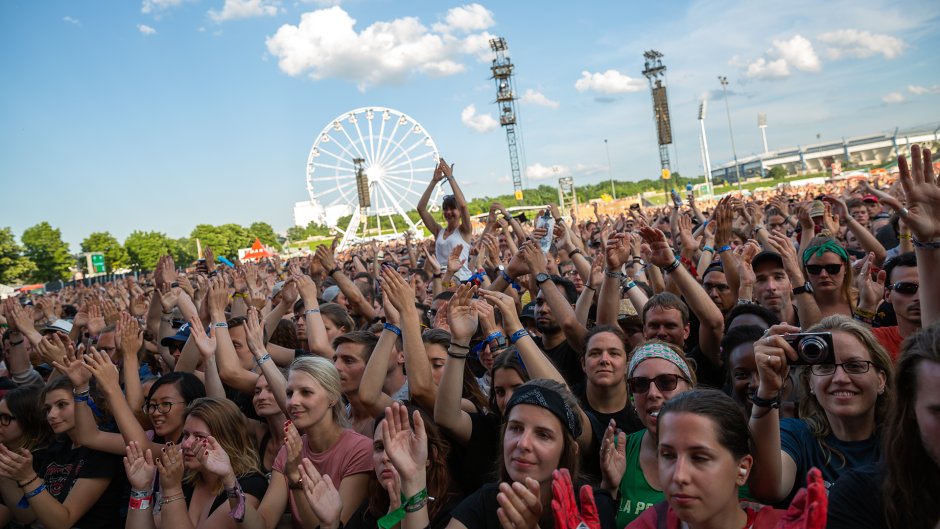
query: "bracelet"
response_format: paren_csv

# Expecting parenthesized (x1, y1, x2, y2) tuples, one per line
(624, 280, 637, 290)
(449, 342, 470, 351)
(212, 322, 229, 328)
(432, 273, 443, 279)
(328, 267, 341, 276)
(854, 307, 877, 319)
(912, 237, 940, 249)
(129, 495, 153, 510)
(736, 298, 755, 306)
(131, 488, 154, 499)
(255, 353, 272, 367)
(568, 248, 582, 257)
(16, 475, 39, 489)
(853, 313, 874, 325)
(899, 234, 912, 240)
(225, 480, 246, 522)
(717, 245, 732, 253)
(233, 292, 249, 299)
(72, 386, 91, 396)
(383, 323, 402, 337)
(509, 328, 529, 344)
(304, 308, 321, 315)
(750, 393, 780, 409)
(160, 493, 185, 506)
(447, 349, 468, 360)
(703, 245, 715, 253)
(661, 259, 682, 274)
(500, 269, 514, 284)
(583, 285, 596, 291)
(17, 482, 45, 508)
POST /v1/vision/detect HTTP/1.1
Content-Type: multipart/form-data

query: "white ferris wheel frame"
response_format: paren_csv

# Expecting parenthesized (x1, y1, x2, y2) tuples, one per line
(305, 107, 442, 250)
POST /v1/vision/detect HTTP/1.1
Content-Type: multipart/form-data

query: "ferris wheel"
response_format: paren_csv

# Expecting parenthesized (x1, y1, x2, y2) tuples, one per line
(306, 107, 442, 250)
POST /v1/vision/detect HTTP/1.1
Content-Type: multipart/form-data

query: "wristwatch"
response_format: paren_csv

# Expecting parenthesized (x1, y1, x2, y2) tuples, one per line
(535, 273, 552, 285)
(792, 281, 814, 296)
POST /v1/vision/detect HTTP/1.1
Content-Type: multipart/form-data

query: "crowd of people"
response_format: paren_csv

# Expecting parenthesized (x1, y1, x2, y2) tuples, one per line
(0, 146, 937, 529)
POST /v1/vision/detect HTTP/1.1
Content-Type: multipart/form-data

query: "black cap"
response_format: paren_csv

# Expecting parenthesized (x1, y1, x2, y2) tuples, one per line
(751, 251, 784, 271)
(520, 301, 537, 321)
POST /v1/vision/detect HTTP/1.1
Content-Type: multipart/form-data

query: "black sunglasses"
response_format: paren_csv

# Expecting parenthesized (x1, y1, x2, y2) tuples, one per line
(627, 374, 689, 394)
(887, 281, 918, 295)
(806, 263, 843, 276)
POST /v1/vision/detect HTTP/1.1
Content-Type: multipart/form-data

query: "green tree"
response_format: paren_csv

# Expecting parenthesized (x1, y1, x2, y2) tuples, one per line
(173, 237, 197, 267)
(125, 231, 175, 271)
(21, 222, 72, 282)
(80, 231, 129, 273)
(190, 224, 252, 259)
(767, 166, 789, 179)
(0, 228, 37, 284)
(248, 222, 282, 250)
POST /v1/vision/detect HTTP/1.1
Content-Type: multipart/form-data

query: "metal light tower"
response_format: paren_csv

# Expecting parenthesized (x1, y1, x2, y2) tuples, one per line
(642, 50, 674, 195)
(604, 139, 616, 200)
(718, 76, 743, 191)
(490, 37, 524, 201)
(758, 113, 769, 154)
(698, 99, 713, 196)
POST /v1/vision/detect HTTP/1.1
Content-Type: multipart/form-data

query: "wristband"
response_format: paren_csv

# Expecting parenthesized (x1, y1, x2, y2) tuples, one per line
(624, 280, 637, 290)
(131, 488, 153, 499)
(661, 259, 682, 274)
(255, 353, 272, 367)
(750, 393, 780, 409)
(304, 308, 321, 315)
(509, 328, 529, 344)
(378, 489, 430, 529)
(383, 323, 402, 337)
(499, 269, 514, 284)
(912, 237, 940, 249)
(129, 496, 153, 510)
(583, 284, 596, 291)
(854, 307, 877, 319)
(898, 234, 912, 240)
(225, 480, 246, 522)
(233, 292, 249, 299)
(328, 267, 341, 276)
(212, 322, 229, 328)
(17, 483, 45, 508)
(568, 248, 581, 257)
(717, 245, 732, 253)
(604, 269, 624, 279)
(703, 245, 715, 253)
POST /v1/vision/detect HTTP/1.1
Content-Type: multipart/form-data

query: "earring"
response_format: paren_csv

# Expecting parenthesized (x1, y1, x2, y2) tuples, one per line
(739, 468, 747, 476)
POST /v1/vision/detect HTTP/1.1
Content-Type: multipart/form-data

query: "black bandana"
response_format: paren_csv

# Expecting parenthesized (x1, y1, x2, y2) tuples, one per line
(505, 383, 582, 439)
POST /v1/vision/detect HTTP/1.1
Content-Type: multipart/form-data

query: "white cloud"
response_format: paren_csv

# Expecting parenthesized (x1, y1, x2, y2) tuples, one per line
(908, 84, 940, 95)
(574, 70, 645, 94)
(460, 105, 498, 133)
(138, 24, 157, 35)
(301, 0, 342, 5)
(142, 0, 184, 14)
(882, 92, 905, 103)
(209, 0, 280, 22)
(525, 163, 569, 180)
(520, 89, 559, 109)
(743, 35, 820, 79)
(818, 29, 905, 60)
(63, 16, 81, 26)
(431, 4, 494, 34)
(265, 6, 495, 90)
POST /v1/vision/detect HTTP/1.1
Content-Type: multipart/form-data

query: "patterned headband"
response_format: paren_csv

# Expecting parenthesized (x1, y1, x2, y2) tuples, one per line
(505, 383, 582, 439)
(628, 342, 692, 381)
(801, 239, 849, 265)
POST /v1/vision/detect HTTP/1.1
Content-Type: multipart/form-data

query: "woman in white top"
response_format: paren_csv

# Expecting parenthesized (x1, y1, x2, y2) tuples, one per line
(417, 158, 473, 279)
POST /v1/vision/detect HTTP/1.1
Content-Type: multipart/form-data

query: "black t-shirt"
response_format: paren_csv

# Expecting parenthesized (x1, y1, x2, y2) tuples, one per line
(452, 482, 617, 529)
(533, 336, 585, 387)
(38, 437, 127, 529)
(572, 383, 643, 485)
(449, 412, 502, 495)
(826, 465, 887, 529)
(181, 472, 268, 515)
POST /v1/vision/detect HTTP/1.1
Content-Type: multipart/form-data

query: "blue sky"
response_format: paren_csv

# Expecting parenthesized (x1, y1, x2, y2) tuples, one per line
(2, 0, 939, 249)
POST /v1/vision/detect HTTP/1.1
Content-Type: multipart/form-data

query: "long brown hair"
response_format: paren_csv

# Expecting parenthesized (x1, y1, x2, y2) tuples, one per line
(883, 324, 940, 529)
(367, 405, 457, 522)
(183, 398, 263, 493)
(798, 316, 892, 466)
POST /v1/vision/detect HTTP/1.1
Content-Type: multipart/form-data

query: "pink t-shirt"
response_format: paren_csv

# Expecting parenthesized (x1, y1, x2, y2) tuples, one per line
(273, 428, 372, 528)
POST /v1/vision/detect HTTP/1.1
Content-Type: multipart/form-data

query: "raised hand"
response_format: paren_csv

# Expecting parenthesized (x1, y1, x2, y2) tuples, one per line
(605, 233, 631, 270)
(897, 145, 940, 242)
(315, 245, 337, 271)
(123, 441, 156, 491)
(478, 289, 522, 334)
(381, 403, 428, 494)
(206, 275, 229, 315)
(854, 252, 885, 311)
(0, 444, 36, 483)
(158, 283, 181, 314)
(599, 420, 627, 493)
(155, 442, 185, 492)
(117, 311, 144, 359)
(298, 459, 343, 529)
(195, 435, 235, 480)
(189, 316, 216, 360)
(753, 323, 801, 397)
(520, 241, 548, 276)
(283, 420, 304, 485)
(447, 245, 465, 274)
(638, 227, 676, 268)
(551, 468, 600, 529)
(496, 478, 542, 529)
(81, 346, 122, 398)
(447, 283, 479, 344)
(129, 292, 148, 318)
(49, 339, 92, 389)
(37, 331, 71, 369)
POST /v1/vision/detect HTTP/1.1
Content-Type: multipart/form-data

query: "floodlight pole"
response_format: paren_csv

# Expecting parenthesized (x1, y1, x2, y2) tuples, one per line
(718, 76, 743, 192)
(698, 100, 713, 196)
(604, 139, 616, 200)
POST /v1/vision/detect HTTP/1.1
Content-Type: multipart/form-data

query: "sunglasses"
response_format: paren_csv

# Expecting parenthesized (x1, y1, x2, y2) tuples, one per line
(806, 263, 843, 276)
(627, 373, 689, 394)
(887, 281, 918, 295)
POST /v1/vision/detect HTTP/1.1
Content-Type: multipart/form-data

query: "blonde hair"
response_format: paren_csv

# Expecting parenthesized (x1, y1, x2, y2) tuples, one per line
(798, 315, 893, 466)
(183, 398, 263, 493)
(289, 356, 349, 428)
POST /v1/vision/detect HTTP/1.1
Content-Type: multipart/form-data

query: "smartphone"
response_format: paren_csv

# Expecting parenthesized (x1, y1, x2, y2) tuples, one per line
(535, 211, 554, 253)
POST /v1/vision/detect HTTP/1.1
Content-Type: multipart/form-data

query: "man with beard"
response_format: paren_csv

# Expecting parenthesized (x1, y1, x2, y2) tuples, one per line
(861, 252, 920, 360)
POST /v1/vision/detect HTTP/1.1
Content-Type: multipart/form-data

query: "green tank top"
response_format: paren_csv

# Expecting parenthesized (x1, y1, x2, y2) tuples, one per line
(615, 430, 662, 526)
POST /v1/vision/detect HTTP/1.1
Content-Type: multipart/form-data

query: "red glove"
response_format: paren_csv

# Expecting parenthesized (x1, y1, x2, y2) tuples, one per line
(550, 469, 600, 529)
(779, 467, 828, 529)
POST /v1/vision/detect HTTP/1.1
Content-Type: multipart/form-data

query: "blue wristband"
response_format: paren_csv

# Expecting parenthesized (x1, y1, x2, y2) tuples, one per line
(485, 331, 504, 342)
(703, 245, 715, 253)
(383, 323, 402, 337)
(509, 329, 529, 344)
(717, 245, 732, 253)
(18, 483, 45, 508)
(500, 269, 513, 284)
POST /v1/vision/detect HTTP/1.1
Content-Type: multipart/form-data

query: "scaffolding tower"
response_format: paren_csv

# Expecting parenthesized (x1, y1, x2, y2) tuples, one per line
(642, 50, 674, 195)
(490, 37, 524, 201)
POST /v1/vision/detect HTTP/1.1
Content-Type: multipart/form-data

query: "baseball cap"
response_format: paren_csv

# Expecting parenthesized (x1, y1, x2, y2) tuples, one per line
(751, 251, 784, 271)
(862, 194, 879, 203)
(41, 319, 73, 335)
(520, 301, 537, 322)
(321, 285, 341, 303)
(160, 322, 191, 347)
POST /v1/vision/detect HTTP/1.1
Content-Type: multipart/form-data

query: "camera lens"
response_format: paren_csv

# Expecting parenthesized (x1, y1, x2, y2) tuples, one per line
(799, 336, 828, 364)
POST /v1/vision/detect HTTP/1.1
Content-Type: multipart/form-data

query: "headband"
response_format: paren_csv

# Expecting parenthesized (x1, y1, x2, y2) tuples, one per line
(801, 239, 849, 265)
(505, 383, 582, 439)
(628, 342, 693, 381)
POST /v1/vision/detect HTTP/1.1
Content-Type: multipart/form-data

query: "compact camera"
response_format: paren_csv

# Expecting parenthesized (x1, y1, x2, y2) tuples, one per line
(783, 332, 835, 365)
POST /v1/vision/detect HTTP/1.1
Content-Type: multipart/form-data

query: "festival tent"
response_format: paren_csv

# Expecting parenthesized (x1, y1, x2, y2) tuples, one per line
(240, 238, 274, 261)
